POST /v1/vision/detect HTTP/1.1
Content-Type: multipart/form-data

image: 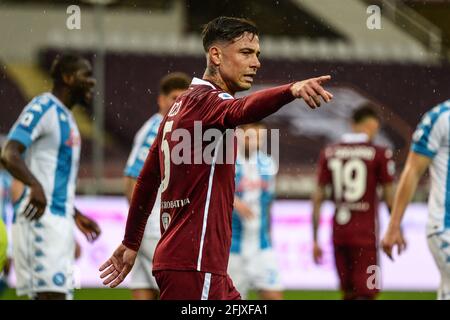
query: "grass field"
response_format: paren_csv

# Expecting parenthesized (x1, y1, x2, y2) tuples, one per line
(0, 288, 436, 300)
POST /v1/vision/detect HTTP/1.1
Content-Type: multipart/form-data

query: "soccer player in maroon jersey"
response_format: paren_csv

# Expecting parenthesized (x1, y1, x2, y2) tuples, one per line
(99, 16, 333, 300)
(311, 106, 399, 300)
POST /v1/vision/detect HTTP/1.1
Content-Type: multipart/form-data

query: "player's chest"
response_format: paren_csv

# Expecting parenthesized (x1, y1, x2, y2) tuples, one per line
(48, 116, 81, 152)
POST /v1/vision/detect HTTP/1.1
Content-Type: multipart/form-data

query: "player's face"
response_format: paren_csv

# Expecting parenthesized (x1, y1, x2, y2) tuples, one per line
(365, 118, 380, 141)
(219, 32, 261, 93)
(71, 60, 96, 107)
(158, 88, 187, 116)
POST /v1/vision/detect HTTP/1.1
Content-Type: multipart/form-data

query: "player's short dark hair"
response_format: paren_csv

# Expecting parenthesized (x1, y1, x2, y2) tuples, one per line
(352, 104, 380, 124)
(159, 72, 191, 95)
(201, 16, 259, 52)
(50, 53, 85, 83)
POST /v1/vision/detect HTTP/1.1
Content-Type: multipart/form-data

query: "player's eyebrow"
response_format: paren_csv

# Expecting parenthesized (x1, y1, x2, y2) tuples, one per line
(240, 47, 261, 57)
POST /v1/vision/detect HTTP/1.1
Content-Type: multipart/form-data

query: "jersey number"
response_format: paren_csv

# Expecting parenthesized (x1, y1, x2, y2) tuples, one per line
(161, 121, 173, 192)
(328, 158, 367, 202)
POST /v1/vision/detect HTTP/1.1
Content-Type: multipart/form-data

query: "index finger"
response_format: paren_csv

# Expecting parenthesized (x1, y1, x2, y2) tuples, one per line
(383, 244, 393, 261)
(109, 264, 132, 288)
(315, 75, 331, 84)
(93, 223, 101, 235)
(99, 258, 113, 272)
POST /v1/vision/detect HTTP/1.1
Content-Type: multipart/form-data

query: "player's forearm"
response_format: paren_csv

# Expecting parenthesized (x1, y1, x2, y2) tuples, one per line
(122, 155, 160, 251)
(389, 167, 421, 229)
(312, 186, 325, 242)
(382, 183, 394, 213)
(1, 142, 41, 187)
(124, 177, 136, 204)
(226, 84, 295, 126)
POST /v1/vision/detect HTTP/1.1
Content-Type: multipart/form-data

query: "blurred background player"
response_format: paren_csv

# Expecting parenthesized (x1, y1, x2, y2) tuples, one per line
(0, 54, 101, 300)
(124, 72, 190, 300)
(311, 105, 397, 300)
(382, 99, 450, 300)
(228, 122, 283, 300)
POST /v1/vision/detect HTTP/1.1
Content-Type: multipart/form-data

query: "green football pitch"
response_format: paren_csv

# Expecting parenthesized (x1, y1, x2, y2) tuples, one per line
(0, 288, 436, 300)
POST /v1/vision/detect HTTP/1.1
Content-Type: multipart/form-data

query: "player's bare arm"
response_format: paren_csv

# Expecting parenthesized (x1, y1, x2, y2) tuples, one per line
(382, 183, 395, 213)
(382, 151, 431, 260)
(124, 176, 137, 204)
(1, 140, 46, 220)
(311, 184, 326, 264)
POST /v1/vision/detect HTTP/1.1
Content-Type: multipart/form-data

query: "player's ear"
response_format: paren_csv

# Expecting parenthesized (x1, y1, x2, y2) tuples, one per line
(61, 72, 76, 86)
(208, 46, 221, 66)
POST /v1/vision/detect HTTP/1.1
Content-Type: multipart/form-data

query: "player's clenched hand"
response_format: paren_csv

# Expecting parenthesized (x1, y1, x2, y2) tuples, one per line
(381, 226, 407, 261)
(23, 182, 47, 221)
(313, 242, 323, 265)
(290, 75, 333, 109)
(99, 244, 137, 288)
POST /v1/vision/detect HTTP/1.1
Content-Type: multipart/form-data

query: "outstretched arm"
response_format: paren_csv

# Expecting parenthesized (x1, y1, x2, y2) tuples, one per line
(209, 76, 333, 128)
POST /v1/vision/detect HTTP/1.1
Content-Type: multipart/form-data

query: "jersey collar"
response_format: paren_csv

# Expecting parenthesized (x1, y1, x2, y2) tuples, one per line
(341, 133, 369, 144)
(45, 92, 71, 113)
(191, 77, 216, 89)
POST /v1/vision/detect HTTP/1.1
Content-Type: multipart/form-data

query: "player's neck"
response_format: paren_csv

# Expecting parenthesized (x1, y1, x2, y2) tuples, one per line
(52, 86, 74, 109)
(203, 68, 235, 96)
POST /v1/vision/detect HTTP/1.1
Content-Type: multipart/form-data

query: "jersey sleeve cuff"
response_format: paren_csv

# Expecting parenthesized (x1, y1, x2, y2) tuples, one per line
(7, 128, 32, 148)
(124, 167, 140, 179)
(411, 144, 436, 159)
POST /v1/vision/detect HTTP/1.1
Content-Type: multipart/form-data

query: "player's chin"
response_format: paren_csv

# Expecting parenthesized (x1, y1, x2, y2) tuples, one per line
(238, 81, 252, 90)
(82, 91, 94, 106)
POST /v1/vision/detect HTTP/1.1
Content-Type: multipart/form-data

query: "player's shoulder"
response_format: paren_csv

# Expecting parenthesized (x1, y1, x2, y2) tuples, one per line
(256, 151, 278, 175)
(370, 144, 393, 159)
(146, 113, 163, 130)
(25, 93, 57, 113)
(420, 100, 450, 125)
(134, 114, 161, 142)
(321, 142, 339, 157)
(187, 78, 234, 102)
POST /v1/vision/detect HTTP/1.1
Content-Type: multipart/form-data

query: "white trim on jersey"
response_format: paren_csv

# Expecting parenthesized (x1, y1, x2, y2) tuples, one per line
(201, 272, 212, 300)
(197, 134, 225, 271)
(341, 133, 369, 144)
(191, 77, 216, 89)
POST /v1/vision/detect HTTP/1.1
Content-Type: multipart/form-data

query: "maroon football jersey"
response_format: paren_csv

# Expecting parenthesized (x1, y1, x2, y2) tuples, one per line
(317, 133, 395, 246)
(123, 78, 294, 275)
